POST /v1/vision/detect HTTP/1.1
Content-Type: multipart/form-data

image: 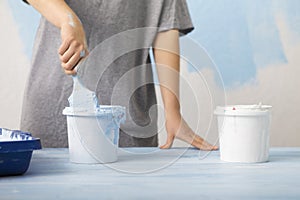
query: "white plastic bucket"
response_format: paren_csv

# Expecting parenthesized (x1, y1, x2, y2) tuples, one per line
(63, 106, 125, 164)
(214, 105, 272, 163)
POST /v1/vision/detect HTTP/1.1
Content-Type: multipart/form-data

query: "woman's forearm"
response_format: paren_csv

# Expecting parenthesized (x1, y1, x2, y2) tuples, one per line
(26, 0, 81, 29)
(153, 30, 218, 150)
(153, 30, 181, 115)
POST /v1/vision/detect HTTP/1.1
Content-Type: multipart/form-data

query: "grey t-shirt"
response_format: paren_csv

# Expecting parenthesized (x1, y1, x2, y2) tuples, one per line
(21, 0, 194, 147)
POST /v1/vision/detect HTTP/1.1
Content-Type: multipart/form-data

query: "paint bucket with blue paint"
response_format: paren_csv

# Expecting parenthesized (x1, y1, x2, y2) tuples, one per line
(63, 106, 126, 164)
(214, 104, 272, 163)
(63, 75, 126, 164)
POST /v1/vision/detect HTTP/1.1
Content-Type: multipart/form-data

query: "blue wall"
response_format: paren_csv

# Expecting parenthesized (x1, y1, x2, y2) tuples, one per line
(8, 0, 300, 87)
(187, 0, 299, 87)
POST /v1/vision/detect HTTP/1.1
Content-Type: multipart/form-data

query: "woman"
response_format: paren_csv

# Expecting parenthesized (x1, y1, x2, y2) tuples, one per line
(22, 0, 217, 150)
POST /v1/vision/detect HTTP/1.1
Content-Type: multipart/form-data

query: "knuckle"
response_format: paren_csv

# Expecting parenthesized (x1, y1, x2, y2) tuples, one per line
(63, 58, 69, 63)
(68, 36, 75, 42)
(64, 70, 70, 75)
(65, 63, 73, 70)
(62, 63, 72, 70)
(78, 44, 84, 50)
(58, 48, 64, 55)
(60, 56, 67, 63)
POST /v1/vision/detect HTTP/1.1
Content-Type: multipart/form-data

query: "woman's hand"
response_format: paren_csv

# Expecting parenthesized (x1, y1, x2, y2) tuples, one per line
(59, 17, 88, 75)
(26, 0, 88, 75)
(153, 29, 218, 151)
(160, 110, 218, 150)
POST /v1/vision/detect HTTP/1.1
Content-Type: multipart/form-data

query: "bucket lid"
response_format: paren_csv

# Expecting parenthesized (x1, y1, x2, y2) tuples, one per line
(214, 104, 272, 116)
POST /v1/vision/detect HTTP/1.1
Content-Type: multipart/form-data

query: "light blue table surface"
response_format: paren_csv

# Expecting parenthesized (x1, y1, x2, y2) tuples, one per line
(1, 147, 300, 200)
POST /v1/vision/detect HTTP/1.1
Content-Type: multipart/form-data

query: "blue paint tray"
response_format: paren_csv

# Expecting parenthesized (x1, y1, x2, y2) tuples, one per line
(0, 128, 42, 176)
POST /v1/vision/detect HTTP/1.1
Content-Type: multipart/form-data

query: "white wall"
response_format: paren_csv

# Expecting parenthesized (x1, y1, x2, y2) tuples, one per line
(0, 0, 30, 130)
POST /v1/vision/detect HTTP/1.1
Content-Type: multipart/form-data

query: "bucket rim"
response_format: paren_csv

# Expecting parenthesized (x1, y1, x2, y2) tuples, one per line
(63, 105, 125, 117)
(214, 104, 272, 116)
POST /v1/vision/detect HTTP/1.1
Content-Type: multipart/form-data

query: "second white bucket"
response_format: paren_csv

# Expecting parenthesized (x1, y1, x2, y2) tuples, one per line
(63, 106, 126, 164)
(214, 105, 272, 163)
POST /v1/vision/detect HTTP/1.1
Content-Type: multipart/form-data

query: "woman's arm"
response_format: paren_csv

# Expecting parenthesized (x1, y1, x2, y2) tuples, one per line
(27, 0, 88, 75)
(153, 30, 218, 150)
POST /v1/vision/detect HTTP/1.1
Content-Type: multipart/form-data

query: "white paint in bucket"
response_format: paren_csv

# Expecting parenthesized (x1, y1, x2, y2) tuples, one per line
(214, 104, 272, 163)
(63, 106, 125, 164)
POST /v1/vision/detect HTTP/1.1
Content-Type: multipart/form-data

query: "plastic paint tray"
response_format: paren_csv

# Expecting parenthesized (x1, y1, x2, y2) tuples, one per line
(0, 128, 42, 176)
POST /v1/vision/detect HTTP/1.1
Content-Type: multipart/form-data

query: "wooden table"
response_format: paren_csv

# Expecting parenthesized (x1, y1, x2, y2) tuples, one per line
(1, 148, 299, 199)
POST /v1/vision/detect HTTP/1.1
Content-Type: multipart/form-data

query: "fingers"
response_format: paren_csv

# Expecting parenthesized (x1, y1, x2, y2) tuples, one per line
(58, 39, 70, 56)
(64, 68, 77, 76)
(62, 51, 80, 68)
(191, 135, 219, 151)
(59, 47, 75, 63)
(59, 19, 88, 75)
(163, 116, 219, 151)
(177, 121, 219, 151)
(197, 135, 218, 150)
(159, 134, 175, 149)
(59, 42, 87, 75)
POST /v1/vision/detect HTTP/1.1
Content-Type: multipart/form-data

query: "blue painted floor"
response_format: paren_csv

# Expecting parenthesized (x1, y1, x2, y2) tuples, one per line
(1, 148, 299, 199)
